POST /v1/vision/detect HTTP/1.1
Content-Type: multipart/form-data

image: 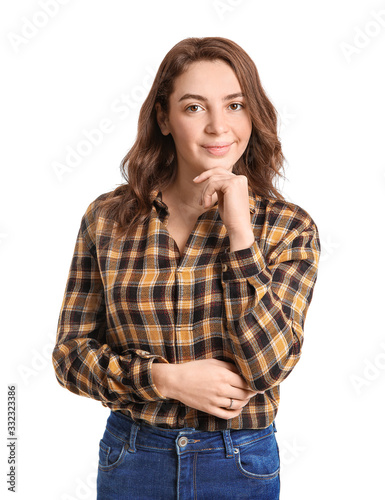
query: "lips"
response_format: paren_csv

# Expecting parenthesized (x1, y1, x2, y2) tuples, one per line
(202, 143, 233, 156)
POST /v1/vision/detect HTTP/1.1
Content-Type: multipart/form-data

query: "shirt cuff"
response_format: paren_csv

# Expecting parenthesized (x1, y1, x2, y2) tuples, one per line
(130, 352, 169, 402)
(219, 240, 269, 282)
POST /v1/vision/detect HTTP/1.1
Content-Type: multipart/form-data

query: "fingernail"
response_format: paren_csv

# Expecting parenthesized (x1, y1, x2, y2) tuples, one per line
(193, 175, 200, 181)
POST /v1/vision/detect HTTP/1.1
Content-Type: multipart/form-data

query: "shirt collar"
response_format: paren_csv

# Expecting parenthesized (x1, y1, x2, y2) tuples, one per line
(151, 190, 168, 211)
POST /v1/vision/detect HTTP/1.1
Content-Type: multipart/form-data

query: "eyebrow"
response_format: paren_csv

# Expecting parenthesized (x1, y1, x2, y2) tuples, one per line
(178, 92, 245, 102)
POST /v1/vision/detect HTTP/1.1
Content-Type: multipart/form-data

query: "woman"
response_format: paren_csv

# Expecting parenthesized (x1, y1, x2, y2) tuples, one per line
(52, 37, 320, 499)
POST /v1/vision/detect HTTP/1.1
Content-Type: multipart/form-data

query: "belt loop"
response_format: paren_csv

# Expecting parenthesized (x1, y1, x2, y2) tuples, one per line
(128, 422, 140, 453)
(222, 430, 234, 459)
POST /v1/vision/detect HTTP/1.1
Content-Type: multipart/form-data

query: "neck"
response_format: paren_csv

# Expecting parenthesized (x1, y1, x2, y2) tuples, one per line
(163, 169, 218, 215)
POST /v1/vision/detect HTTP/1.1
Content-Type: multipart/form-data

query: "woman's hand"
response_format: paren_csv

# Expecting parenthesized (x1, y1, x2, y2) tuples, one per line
(193, 168, 255, 252)
(152, 359, 260, 420)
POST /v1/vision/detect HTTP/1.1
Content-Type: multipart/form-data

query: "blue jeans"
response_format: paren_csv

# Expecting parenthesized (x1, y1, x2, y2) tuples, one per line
(97, 410, 280, 499)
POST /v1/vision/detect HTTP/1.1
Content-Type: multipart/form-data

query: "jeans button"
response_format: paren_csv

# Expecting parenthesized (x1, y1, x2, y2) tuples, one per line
(178, 436, 188, 447)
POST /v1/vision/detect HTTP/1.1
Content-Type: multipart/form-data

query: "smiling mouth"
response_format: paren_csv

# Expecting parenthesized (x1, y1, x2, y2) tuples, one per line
(202, 143, 233, 156)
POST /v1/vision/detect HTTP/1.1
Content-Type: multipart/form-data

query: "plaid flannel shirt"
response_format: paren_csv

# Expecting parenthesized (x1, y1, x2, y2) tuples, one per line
(52, 188, 321, 431)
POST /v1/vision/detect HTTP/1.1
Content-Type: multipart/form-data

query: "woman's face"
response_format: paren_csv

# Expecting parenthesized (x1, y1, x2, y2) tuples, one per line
(156, 59, 252, 178)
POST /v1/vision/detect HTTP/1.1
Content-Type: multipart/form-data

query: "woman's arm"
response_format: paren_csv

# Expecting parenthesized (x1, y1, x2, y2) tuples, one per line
(219, 219, 320, 392)
(152, 358, 259, 420)
(194, 167, 321, 392)
(52, 201, 168, 410)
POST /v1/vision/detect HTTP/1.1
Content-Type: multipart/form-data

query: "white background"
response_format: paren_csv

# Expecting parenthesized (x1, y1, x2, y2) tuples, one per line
(1, 1, 385, 498)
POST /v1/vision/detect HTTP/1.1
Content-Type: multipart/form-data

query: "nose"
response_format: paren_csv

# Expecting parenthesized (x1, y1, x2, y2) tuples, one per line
(204, 107, 229, 135)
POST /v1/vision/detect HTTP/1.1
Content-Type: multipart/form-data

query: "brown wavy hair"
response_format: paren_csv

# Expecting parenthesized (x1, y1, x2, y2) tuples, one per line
(98, 37, 286, 237)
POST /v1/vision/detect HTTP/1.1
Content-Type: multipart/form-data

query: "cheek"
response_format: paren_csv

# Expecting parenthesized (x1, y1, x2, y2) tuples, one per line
(241, 120, 252, 143)
(170, 121, 197, 148)
(232, 115, 252, 140)
(243, 115, 252, 133)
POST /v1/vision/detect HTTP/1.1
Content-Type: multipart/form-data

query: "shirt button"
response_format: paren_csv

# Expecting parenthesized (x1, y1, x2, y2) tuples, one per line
(222, 264, 228, 272)
(178, 436, 188, 447)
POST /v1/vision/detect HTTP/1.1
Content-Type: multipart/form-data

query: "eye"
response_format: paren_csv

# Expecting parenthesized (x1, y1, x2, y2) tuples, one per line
(228, 103, 244, 111)
(186, 104, 203, 113)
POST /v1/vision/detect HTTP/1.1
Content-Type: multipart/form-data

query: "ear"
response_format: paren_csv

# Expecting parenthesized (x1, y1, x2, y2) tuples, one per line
(155, 102, 171, 136)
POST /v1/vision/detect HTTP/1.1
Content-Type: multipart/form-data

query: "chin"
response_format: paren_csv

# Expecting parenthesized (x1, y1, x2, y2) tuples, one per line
(204, 155, 237, 167)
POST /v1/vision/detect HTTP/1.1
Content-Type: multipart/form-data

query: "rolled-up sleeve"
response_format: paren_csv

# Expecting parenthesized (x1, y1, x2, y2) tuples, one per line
(219, 212, 321, 392)
(52, 202, 168, 409)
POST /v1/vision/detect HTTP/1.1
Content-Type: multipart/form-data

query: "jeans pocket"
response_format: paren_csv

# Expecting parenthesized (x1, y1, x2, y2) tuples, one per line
(234, 430, 280, 480)
(98, 428, 129, 472)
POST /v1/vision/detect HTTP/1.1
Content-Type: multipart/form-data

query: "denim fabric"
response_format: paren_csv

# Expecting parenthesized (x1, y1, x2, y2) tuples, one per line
(96, 410, 280, 499)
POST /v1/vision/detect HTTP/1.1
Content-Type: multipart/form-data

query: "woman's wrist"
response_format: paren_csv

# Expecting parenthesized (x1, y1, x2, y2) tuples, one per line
(228, 226, 255, 252)
(152, 362, 176, 399)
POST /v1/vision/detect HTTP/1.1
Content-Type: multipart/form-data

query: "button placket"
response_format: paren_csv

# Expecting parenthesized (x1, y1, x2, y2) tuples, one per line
(174, 267, 194, 360)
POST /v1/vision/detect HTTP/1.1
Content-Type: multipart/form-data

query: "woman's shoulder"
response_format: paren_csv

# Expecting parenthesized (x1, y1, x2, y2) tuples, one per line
(251, 191, 319, 233)
(250, 192, 321, 259)
(81, 189, 115, 220)
(78, 189, 119, 239)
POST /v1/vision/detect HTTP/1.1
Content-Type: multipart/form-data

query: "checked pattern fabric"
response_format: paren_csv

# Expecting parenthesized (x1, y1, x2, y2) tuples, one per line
(52, 188, 321, 431)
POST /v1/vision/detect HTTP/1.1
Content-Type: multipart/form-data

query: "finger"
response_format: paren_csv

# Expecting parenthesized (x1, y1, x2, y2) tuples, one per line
(211, 406, 243, 420)
(221, 383, 257, 399)
(193, 168, 235, 183)
(217, 362, 258, 393)
(200, 178, 231, 208)
(210, 360, 261, 394)
(213, 360, 237, 369)
(230, 388, 258, 400)
(219, 397, 250, 411)
(228, 374, 257, 393)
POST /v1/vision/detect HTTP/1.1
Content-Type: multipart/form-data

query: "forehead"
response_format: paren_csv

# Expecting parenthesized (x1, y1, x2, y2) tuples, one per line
(171, 60, 242, 98)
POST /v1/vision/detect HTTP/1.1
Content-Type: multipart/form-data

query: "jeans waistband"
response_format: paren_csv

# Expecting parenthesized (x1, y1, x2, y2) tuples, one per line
(105, 410, 276, 459)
